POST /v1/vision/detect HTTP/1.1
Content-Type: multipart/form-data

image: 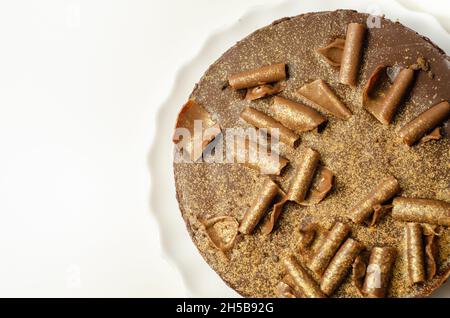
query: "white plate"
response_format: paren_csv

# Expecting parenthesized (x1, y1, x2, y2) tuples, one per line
(150, 0, 450, 297)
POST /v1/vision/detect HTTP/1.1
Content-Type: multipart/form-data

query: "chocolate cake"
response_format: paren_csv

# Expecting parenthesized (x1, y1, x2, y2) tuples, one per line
(172, 10, 450, 298)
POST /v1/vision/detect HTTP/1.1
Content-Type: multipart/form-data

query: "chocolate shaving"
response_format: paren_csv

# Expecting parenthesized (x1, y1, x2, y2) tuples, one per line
(300, 166, 334, 206)
(271, 96, 327, 133)
(275, 275, 304, 298)
(283, 255, 326, 298)
(398, 101, 450, 146)
(228, 63, 286, 90)
(287, 148, 320, 204)
(240, 107, 300, 147)
(368, 204, 393, 227)
(297, 79, 352, 119)
(423, 225, 443, 280)
(245, 81, 286, 101)
(307, 222, 351, 276)
(349, 176, 400, 224)
(352, 254, 367, 296)
(201, 216, 239, 252)
(298, 223, 318, 250)
(317, 38, 345, 67)
(392, 197, 450, 226)
(238, 179, 281, 235)
(420, 127, 443, 144)
(363, 66, 415, 125)
(362, 247, 396, 298)
(173, 100, 221, 161)
(233, 137, 289, 175)
(339, 23, 366, 86)
(405, 223, 426, 284)
(320, 238, 363, 296)
(259, 196, 288, 235)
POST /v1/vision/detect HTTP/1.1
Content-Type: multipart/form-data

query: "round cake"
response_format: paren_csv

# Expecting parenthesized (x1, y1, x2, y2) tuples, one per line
(173, 10, 450, 298)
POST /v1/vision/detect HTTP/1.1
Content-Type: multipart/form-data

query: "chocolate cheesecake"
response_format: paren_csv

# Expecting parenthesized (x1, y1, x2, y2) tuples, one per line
(173, 10, 450, 298)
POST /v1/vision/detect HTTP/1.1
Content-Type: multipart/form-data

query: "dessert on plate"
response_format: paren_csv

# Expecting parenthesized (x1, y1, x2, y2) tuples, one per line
(172, 10, 450, 298)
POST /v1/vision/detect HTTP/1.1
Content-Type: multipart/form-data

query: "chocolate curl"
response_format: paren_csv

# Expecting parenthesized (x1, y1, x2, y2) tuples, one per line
(363, 66, 415, 125)
(320, 238, 363, 296)
(228, 63, 287, 90)
(300, 166, 334, 206)
(245, 81, 286, 101)
(259, 197, 287, 235)
(398, 101, 450, 146)
(392, 197, 450, 226)
(173, 100, 221, 161)
(349, 176, 400, 224)
(405, 223, 426, 284)
(233, 138, 289, 175)
(420, 127, 443, 144)
(283, 255, 326, 298)
(298, 223, 318, 250)
(307, 222, 351, 276)
(339, 23, 366, 86)
(423, 225, 443, 280)
(201, 216, 239, 252)
(287, 148, 320, 204)
(271, 96, 327, 133)
(238, 179, 280, 235)
(275, 274, 305, 298)
(317, 38, 345, 67)
(297, 79, 352, 120)
(368, 204, 393, 227)
(240, 107, 300, 147)
(362, 247, 396, 298)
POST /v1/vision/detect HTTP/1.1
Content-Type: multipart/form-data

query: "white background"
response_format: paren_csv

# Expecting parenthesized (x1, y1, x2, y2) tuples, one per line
(0, 0, 448, 297)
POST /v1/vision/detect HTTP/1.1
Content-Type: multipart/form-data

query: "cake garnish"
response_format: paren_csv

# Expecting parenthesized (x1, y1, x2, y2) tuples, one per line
(287, 148, 320, 203)
(240, 107, 300, 147)
(307, 222, 351, 276)
(317, 38, 345, 67)
(238, 178, 284, 235)
(274, 278, 298, 298)
(420, 127, 443, 144)
(339, 23, 366, 87)
(271, 96, 327, 133)
(297, 79, 352, 119)
(363, 66, 415, 125)
(297, 223, 318, 250)
(361, 247, 396, 298)
(233, 137, 289, 175)
(392, 197, 450, 226)
(405, 223, 426, 284)
(245, 81, 286, 101)
(423, 225, 443, 280)
(352, 254, 367, 296)
(228, 63, 287, 100)
(260, 197, 287, 235)
(301, 166, 334, 206)
(398, 101, 450, 146)
(368, 204, 393, 227)
(320, 238, 363, 296)
(349, 176, 400, 225)
(173, 100, 221, 161)
(200, 216, 239, 253)
(283, 255, 326, 298)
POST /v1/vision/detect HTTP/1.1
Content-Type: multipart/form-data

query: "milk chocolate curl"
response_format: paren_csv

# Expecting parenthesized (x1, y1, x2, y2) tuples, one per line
(398, 101, 450, 146)
(233, 138, 289, 175)
(283, 255, 326, 298)
(259, 197, 287, 235)
(228, 63, 286, 90)
(339, 23, 366, 86)
(423, 225, 443, 280)
(301, 166, 334, 206)
(173, 100, 221, 161)
(297, 79, 352, 119)
(271, 96, 327, 133)
(307, 222, 351, 276)
(352, 254, 367, 295)
(349, 176, 400, 224)
(406, 223, 425, 284)
(392, 197, 450, 226)
(287, 148, 320, 204)
(363, 66, 415, 125)
(239, 179, 280, 235)
(320, 238, 363, 296)
(240, 107, 300, 147)
(317, 38, 345, 67)
(245, 81, 286, 101)
(275, 277, 298, 298)
(420, 127, 443, 144)
(362, 247, 396, 298)
(201, 216, 239, 252)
